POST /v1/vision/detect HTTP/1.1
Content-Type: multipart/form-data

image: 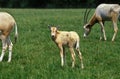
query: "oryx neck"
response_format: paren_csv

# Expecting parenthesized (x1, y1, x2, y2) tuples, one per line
(88, 13, 97, 27)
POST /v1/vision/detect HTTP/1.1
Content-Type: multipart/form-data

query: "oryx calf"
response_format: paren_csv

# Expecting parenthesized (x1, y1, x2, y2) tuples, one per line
(0, 12, 18, 62)
(49, 26, 84, 68)
(83, 3, 120, 41)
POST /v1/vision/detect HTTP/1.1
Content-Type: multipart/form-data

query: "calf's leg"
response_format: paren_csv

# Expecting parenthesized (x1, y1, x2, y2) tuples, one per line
(58, 44, 64, 67)
(69, 47, 75, 68)
(76, 48, 84, 69)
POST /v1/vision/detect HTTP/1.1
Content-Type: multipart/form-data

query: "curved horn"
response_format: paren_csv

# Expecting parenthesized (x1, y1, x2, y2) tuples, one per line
(84, 9, 88, 24)
(84, 8, 92, 24)
(86, 9, 92, 23)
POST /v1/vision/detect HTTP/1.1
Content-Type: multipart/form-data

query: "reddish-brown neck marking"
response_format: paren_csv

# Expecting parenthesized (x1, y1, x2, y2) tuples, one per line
(88, 13, 98, 28)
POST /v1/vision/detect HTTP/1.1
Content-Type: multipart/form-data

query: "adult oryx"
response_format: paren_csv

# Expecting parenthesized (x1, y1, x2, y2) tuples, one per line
(0, 12, 18, 62)
(83, 3, 120, 41)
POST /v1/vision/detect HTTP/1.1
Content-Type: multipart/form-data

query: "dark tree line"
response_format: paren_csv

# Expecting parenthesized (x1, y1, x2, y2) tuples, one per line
(0, 0, 120, 8)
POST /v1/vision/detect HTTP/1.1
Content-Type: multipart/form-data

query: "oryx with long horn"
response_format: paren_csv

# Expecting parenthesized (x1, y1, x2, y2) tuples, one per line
(83, 3, 120, 41)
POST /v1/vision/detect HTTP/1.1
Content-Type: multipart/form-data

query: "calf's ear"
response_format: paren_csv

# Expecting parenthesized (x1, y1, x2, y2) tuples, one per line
(56, 25, 60, 30)
(48, 25, 51, 29)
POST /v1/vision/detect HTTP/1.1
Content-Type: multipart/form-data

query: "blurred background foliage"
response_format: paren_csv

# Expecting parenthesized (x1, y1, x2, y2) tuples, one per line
(0, 0, 120, 8)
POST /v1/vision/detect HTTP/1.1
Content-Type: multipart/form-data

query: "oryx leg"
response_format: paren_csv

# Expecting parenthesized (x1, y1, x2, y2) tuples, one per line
(99, 21, 107, 41)
(58, 44, 64, 67)
(7, 36, 13, 62)
(0, 37, 8, 62)
(112, 20, 118, 41)
(76, 48, 84, 69)
(69, 47, 76, 68)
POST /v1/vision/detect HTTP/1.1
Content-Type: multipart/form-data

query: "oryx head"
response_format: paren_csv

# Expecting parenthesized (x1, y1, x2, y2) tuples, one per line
(83, 9, 92, 38)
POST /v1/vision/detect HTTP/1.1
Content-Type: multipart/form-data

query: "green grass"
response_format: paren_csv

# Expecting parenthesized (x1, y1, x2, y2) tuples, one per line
(0, 9, 120, 79)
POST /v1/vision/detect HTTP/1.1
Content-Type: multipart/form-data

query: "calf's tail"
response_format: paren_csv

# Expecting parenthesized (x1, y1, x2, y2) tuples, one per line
(14, 22, 18, 43)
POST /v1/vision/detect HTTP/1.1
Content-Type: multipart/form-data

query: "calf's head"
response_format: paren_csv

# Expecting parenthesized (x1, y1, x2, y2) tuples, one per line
(49, 26, 58, 39)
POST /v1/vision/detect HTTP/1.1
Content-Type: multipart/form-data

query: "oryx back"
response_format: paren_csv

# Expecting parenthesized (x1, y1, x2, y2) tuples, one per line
(96, 4, 120, 20)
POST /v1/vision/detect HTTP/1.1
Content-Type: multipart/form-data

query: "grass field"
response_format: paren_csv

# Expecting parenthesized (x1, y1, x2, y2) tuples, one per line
(0, 9, 120, 79)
